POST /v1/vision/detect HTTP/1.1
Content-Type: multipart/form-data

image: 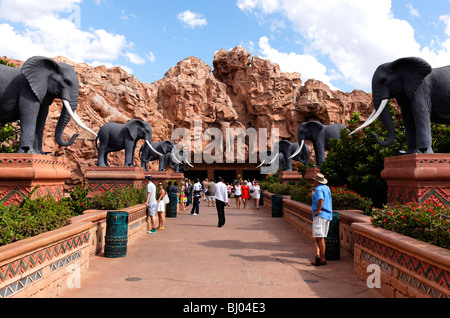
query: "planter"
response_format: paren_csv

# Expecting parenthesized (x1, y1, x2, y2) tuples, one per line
(353, 223, 450, 298)
(0, 204, 148, 298)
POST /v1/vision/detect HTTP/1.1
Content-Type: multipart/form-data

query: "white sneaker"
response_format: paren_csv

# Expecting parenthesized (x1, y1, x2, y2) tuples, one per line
(193, 213, 198, 215)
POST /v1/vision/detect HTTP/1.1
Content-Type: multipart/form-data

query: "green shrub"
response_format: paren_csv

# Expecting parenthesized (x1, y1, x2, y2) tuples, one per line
(370, 202, 450, 250)
(267, 183, 292, 195)
(0, 190, 72, 246)
(331, 186, 373, 214)
(87, 186, 146, 211)
(290, 184, 313, 206)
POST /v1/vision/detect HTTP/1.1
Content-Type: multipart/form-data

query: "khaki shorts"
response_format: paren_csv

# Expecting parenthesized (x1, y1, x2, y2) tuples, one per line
(312, 216, 330, 238)
(147, 203, 157, 217)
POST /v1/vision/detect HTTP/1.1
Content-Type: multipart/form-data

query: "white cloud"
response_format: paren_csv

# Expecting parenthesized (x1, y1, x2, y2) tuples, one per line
(177, 10, 207, 29)
(146, 52, 156, 63)
(237, 0, 447, 91)
(0, 0, 144, 65)
(258, 36, 337, 90)
(407, 3, 420, 19)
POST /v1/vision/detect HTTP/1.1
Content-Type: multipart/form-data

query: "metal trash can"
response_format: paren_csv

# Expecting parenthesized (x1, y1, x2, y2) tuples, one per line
(166, 192, 178, 218)
(259, 190, 265, 206)
(104, 211, 129, 258)
(272, 194, 283, 218)
(325, 212, 340, 261)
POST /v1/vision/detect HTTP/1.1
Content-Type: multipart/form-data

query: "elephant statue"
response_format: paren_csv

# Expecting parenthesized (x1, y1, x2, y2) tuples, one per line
(257, 140, 311, 171)
(167, 148, 194, 173)
(351, 57, 450, 154)
(290, 121, 348, 166)
(0, 56, 97, 154)
(96, 119, 162, 167)
(140, 140, 177, 172)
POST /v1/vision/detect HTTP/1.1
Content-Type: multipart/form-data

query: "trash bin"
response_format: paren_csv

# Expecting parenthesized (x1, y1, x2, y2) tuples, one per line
(272, 194, 283, 218)
(325, 212, 340, 261)
(259, 190, 265, 206)
(104, 211, 129, 258)
(166, 192, 178, 218)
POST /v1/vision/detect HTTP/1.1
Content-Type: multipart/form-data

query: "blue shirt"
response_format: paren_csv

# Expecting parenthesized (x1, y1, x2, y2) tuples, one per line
(311, 184, 333, 221)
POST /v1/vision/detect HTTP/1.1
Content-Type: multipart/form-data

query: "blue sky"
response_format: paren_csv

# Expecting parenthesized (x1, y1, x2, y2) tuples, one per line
(1, 0, 450, 93)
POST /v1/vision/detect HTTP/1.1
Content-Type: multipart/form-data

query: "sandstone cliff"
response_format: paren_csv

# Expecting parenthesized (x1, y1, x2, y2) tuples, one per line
(2, 47, 373, 187)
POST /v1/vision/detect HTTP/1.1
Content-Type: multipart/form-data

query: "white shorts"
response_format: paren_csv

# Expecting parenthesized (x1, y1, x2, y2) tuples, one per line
(207, 195, 215, 202)
(147, 203, 157, 217)
(312, 216, 330, 238)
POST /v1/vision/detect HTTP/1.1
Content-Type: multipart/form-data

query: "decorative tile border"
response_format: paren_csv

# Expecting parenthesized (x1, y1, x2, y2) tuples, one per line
(0, 232, 90, 283)
(355, 233, 449, 297)
(0, 270, 43, 298)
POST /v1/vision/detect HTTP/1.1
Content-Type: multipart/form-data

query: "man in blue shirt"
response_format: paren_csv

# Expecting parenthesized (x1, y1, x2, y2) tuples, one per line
(311, 173, 333, 266)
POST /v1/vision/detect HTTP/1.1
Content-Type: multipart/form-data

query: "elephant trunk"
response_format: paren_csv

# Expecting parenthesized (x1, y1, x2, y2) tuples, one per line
(372, 99, 396, 147)
(55, 100, 79, 147)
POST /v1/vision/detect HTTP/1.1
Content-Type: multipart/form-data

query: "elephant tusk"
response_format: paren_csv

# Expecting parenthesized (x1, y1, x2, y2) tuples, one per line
(289, 140, 305, 160)
(186, 159, 194, 168)
(63, 100, 97, 137)
(171, 152, 182, 164)
(350, 99, 389, 135)
(269, 153, 279, 165)
(256, 160, 266, 169)
(146, 140, 163, 157)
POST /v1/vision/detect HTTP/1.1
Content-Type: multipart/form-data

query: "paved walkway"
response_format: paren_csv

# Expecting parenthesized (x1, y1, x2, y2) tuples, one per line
(59, 200, 383, 299)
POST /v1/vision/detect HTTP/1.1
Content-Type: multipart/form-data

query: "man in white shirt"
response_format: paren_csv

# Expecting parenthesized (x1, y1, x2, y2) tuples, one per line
(145, 175, 157, 234)
(214, 176, 229, 227)
(190, 178, 202, 215)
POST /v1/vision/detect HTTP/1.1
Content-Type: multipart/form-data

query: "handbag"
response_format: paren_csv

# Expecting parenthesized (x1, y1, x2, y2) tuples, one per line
(163, 193, 170, 204)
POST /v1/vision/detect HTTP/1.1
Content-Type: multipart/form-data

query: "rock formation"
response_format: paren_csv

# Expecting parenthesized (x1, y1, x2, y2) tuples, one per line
(2, 47, 373, 187)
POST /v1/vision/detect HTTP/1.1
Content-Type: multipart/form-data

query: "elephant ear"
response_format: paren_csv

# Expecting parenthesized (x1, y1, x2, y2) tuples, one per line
(393, 57, 432, 100)
(306, 121, 324, 137)
(127, 119, 143, 140)
(22, 56, 60, 104)
(161, 141, 174, 154)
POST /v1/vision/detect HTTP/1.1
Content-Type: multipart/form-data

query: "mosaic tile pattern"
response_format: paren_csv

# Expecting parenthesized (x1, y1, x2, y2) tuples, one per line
(356, 233, 449, 298)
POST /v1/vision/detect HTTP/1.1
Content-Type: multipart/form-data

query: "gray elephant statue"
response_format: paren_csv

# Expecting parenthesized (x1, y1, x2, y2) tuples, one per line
(258, 140, 310, 171)
(290, 121, 348, 166)
(166, 149, 194, 173)
(140, 140, 177, 172)
(96, 119, 162, 167)
(0, 56, 97, 154)
(351, 57, 450, 154)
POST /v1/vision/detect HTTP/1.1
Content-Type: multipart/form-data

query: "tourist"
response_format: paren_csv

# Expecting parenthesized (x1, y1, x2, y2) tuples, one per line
(202, 179, 208, 201)
(206, 179, 216, 207)
(311, 173, 333, 266)
(156, 182, 166, 230)
(214, 176, 229, 227)
(185, 178, 193, 208)
(167, 181, 180, 210)
(145, 175, 158, 234)
(180, 184, 187, 211)
(191, 178, 202, 215)
(241, 180, 250, 209)
(234, 181, 242, 209)
(252, 180, 261, 210)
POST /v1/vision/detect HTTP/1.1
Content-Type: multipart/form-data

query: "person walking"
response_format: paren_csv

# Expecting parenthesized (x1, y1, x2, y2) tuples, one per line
(311, 173, 333, 266)
(156, 182, 166, 230)
(206, 179, 216, 207)
(241, 180, 250, 209)
(179, 184, 187, 211)
(251, 180, 261, 210)
(191, 178, 202, 215)
(234, 181, 242, 209)
(145, 175, 158, 234)
(214, 176, 229, 228)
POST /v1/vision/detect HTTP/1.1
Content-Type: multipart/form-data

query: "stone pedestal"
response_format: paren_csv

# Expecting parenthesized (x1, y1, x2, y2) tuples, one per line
(85, 167, 146, 197)
(0, 154, 71, 206)
(381, 154, 450, 206)
(145, 171, 185, 185)
(279, 171, 303, 184)
(304, 167, 321, 185)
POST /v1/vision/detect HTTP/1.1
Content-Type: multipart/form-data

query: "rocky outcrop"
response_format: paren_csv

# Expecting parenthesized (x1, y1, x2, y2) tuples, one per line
(2, 47, 373, 187)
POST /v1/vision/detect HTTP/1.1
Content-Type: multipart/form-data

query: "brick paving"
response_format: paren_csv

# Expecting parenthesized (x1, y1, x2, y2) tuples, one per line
(59, 200, 383, 299)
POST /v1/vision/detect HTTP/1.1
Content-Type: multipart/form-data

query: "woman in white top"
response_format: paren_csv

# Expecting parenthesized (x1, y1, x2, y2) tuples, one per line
(234, 181, 242, 209)
(251, 181, 261, 210)
(156, 182, 166, 230)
